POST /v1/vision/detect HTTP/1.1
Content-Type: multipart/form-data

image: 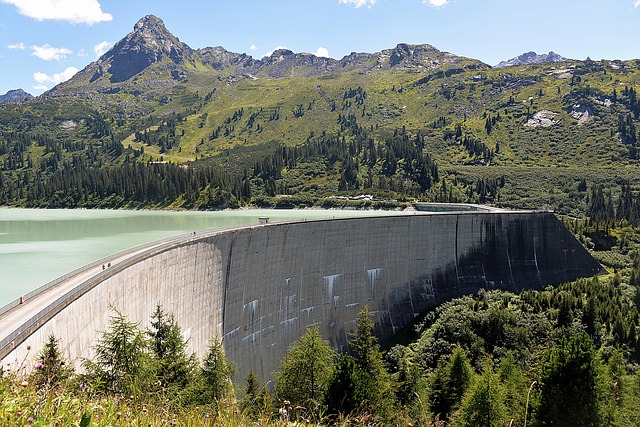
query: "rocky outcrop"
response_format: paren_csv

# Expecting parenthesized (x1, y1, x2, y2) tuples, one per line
(568, 104, 594, 125)
(524, 110, 559, 127)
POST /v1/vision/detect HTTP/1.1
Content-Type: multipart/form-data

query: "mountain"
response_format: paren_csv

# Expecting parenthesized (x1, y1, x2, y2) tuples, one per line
(495, 51, 569, 68)
(0, 89, 33, 103)
(0, 15, 638, 215)
(94, 14, 196, 83)
(48, 15, 487, 102)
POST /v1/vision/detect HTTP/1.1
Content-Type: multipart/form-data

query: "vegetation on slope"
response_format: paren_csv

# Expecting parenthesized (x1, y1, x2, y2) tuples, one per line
(1, 57, 638, 212)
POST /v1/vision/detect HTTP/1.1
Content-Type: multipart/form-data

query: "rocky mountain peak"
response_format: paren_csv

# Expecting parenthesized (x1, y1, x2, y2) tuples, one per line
(270, 49, 295, 59)
(495, 51, 569, 68)
(134, 14, 165, 31)
(100, 14, 194, 83)
(0, 89, 33, 103)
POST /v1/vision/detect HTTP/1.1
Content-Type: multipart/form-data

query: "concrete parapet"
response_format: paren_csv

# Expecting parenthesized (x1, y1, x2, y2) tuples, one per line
(1, 212, 602, 382)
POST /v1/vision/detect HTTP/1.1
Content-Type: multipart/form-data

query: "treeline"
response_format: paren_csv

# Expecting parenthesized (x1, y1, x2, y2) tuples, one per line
(253, 115, 439, 197)
(0, 162, 251, 209)
(587, 182, 640, 226)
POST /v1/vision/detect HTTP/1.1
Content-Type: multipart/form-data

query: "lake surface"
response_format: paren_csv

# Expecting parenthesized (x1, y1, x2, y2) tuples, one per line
(0, 208, 407, 307)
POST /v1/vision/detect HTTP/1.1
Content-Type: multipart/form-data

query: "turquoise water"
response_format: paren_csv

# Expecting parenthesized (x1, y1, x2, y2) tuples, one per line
(0, 208, 406, 307)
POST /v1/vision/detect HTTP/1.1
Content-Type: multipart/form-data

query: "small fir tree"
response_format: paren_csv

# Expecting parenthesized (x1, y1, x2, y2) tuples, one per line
(274, 326, 336, 410)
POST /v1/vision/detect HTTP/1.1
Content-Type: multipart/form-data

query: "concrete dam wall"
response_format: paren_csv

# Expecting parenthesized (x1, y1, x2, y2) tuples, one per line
(1, 212, 602, 382)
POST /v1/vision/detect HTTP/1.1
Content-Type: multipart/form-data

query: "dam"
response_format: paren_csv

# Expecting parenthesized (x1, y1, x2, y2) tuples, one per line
(0, 210, 602, 381)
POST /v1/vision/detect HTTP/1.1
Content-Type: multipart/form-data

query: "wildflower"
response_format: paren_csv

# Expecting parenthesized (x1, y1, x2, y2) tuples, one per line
(35, 363, 43, 369)
(28, 417, 35, 423)
(21, 380, 29, 387)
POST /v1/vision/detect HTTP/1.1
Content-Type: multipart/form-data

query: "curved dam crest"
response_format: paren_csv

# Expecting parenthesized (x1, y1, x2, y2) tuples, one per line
(1, 211, 602, 382)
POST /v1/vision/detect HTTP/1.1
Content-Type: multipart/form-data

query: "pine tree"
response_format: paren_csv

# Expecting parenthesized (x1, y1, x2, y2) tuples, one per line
(457, 362, 508, 427)
(200, 337, 236, 403)
(82, 307, 154, 395)
(147, 305, 198, 390)
(534, 332, 605, 427)
(429, 345, 473, 420)
(349, 306, 395, 418)
(324, 354, 360, 417)
(32, 334, 71, 389)
(274, 326, 336, 409)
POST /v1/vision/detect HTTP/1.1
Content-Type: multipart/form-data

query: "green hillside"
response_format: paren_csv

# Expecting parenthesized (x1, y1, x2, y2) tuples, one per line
(0, 16, 638, 215)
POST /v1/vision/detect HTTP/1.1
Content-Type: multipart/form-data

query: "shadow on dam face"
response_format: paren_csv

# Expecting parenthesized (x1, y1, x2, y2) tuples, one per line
(0, 211, 603, 383)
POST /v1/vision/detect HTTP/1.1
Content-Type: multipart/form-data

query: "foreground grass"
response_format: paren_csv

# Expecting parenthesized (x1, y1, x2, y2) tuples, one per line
(0, 374, 398, 427)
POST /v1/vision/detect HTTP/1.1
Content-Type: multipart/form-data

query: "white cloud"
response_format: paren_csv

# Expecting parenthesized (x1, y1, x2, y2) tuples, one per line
(315, 47, 330, 58)
(263, 45, 289, 58)
(635, 0, 640, 7)
(7, 42, 25, 50)
(33, 72, 50, 84)
(32, 66, 78, 89)
(423, 0, 448, 7)
(249, 44, 258, 51)
(77, 49, 88, 57)
(2, 0, 112, 24)
(31, 44, 72, 61)
(338, 0, 377, 8)
(93, 41, 112, 58)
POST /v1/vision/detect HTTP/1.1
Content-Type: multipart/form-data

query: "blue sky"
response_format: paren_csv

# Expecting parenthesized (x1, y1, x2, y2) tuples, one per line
(1, 0, 639, 96)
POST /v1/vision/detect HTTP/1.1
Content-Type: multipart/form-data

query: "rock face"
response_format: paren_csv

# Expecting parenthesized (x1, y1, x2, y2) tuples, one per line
(101, 15, 196, 83)
(495, 51, 568, 68)
(0, 89, 33, 103)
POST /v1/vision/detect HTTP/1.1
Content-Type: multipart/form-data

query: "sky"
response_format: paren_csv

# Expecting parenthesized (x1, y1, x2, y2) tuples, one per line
(0, 0, 639, 96)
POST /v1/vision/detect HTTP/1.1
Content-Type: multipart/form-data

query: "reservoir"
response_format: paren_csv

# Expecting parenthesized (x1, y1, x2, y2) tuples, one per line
(0, 208, 407, 307)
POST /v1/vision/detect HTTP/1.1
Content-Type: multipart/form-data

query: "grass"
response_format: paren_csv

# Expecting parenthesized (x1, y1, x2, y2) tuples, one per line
(0, 373, 396, 427)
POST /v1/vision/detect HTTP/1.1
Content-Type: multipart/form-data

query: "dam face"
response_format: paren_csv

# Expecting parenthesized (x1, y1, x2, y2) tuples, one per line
(1, 212, 602, 382)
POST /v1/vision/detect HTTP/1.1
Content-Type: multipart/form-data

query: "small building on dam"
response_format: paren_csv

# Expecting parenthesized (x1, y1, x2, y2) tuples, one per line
(0, 207, 603, 382)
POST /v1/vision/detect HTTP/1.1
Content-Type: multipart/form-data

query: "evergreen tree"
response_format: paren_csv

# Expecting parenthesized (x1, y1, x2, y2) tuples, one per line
(349, 306, 395, 417)
(324, 354, 360, 417)
(32, 334, 71, 389)
(82, 307, 154, 395)
(534, 332, 605, 427)
(428, 345, 474, 420)
(457, 362, 508, 427)
(274, 326, 336, 410)
(147, 305, 198, 390)
(200, 337, 236, 404)
(240, 369, 261, 416)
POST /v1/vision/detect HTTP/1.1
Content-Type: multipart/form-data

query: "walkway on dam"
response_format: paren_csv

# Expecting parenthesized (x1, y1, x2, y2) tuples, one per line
(0, 243, 162, 345)
(0, 229, 210, 359)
